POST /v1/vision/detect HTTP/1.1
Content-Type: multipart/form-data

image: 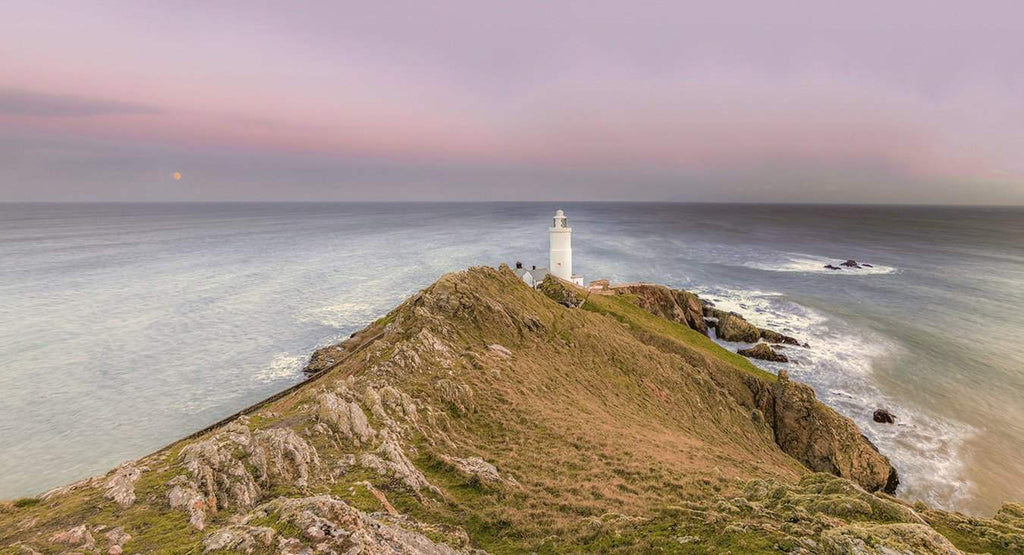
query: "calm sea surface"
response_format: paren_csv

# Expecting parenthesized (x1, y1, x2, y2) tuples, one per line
(1, 202, 1022, 514)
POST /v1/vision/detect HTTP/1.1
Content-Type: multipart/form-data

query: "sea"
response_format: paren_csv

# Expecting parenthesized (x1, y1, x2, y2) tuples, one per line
(1, 202, 1022, 515)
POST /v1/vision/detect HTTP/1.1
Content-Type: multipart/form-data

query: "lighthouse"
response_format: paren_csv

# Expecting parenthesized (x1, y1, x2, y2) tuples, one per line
(550, 209, 583, 285)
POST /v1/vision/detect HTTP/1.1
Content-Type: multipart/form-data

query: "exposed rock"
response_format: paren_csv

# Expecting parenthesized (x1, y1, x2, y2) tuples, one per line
(170, 418, 321, 528)
(167, 476, 211, 530)
(759, 328, 801, 346)
(436, 379, 474, 414)
(104, 526, 131, 547)
(443, 456, 519, 486)
(103, 462, 143, 507)
(538, 275, 585, 308)
(824, 264, 842, 270)
(768, 372, 899, 493)
(715, 313, 761, 343)
(612, 283, 708, 335)
(378, 385, 418, 422)
(738, 343, 789, 363)
(820, 523, 961, 554)
(249, 428, 321, 488)
(358, 434, 439, 495)
(317, 392, 375, 444)
(840, 259, 862, 268)
(873, 408, 896, 424)
(203, 524, 276, 553)
(245, 495, 467, 554)
(176, 421, 261, 520)
(48, 525, 95, 550)
(487, 343, 512, 358)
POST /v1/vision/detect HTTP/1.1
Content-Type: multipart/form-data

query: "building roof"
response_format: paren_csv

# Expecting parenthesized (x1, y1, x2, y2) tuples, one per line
(513, 267, 550, 279)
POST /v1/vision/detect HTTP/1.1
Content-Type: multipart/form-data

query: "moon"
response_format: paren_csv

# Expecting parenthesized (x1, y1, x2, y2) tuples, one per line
(173, 172, 182, 181)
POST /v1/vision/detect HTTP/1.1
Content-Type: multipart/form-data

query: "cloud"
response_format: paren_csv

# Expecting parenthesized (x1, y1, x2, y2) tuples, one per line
(0, 89, 160, 117)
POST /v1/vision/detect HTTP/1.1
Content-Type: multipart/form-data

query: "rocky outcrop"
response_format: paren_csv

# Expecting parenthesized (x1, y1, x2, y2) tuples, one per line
(357, 434, 440, 496)
(738, 343, 789, 362)
(202, 524, 276, 553)
(103, 462, 143, 507)
(243, 495, 468, 554)
(611, 283, 708, 335)
(538, 275, 585, 308)
(317, 391, 375, 445)
(170, 418, 321, 529)
(48, 525, 94, 550)
(768, 371, 898, 493)
(715, 312, 762, 343)
(759, 328, 801, 346)
(873, 408, 896, 424)
(442, 456, 520, 487)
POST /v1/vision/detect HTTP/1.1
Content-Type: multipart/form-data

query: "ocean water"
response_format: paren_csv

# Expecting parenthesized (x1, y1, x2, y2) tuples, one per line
(1, 202, 1022, 515)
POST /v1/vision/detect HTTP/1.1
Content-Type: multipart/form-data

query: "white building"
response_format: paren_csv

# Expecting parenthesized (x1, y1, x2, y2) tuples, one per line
(512, 262, 548, 288)
(549, 209, 584, 286)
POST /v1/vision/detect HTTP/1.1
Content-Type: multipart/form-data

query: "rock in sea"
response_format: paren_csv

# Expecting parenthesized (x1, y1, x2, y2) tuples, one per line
(873, 408, 896, 424)
(738, 343, 789, 363)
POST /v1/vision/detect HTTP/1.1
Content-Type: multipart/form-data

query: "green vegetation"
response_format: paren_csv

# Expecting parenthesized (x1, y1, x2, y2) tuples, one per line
(1, 266, 1019, 554)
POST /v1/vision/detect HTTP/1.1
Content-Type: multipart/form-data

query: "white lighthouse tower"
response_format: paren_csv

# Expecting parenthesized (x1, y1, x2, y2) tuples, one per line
(549, 209, 583, 285)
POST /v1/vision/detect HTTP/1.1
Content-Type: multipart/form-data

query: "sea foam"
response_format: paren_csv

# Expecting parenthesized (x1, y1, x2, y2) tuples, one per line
(696, 285, 975, 510)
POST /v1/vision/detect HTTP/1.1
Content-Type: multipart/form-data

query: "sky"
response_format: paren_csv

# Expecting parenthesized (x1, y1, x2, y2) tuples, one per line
(1, 1, 1022, 203)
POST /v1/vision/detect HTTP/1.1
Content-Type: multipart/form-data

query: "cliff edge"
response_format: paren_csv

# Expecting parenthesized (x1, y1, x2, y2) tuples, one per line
(1, 266, 1020, 554)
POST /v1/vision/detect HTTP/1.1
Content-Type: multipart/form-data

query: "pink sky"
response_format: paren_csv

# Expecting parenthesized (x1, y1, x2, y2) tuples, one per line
(1, 1, 1022, 202)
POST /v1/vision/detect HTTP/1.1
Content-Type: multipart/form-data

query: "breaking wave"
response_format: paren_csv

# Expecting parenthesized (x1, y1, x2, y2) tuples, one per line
(695, 285, 975, 510)
(743, 255, 898, 275)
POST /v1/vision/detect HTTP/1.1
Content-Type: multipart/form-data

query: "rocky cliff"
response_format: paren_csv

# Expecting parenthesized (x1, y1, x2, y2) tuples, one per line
(1, 266, 1021, 554)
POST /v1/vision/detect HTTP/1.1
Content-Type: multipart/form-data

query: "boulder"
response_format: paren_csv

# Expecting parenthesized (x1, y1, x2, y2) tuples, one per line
(737, 343, 789, 363)
(840, 259, 861, 268)
(715, 313, 761, 343)
(873, 408, 896, 424)
(759, 328, 801, 346)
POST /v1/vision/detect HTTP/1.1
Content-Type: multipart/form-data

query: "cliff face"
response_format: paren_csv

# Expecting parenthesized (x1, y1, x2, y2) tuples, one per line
(1, 267, 1021, 554)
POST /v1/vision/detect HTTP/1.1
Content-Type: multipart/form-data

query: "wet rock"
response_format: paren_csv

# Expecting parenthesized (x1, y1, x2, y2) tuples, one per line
(862, 263, 874, 268)
(48, 525, 95, 550)
(759, 328, 801, 346)
(824, 264, 842, 270)
(738, 343, 789, 363)
(715, 313, 761, 343)
(840, 259, 862, 268)
(873, 408, 896, 424)
(202, 524, 276, 553)
(103, 462, 143, 507)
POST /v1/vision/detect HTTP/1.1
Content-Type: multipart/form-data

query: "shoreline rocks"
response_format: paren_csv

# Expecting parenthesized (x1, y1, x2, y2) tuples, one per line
(738, 343, 789, 363)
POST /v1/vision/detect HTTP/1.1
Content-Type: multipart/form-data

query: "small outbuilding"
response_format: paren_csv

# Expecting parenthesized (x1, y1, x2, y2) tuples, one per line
(513, 262, 549, 288)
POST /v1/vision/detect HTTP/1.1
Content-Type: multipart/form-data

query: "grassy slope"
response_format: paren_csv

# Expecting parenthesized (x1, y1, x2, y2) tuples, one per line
(2, 266, 1021, 554)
